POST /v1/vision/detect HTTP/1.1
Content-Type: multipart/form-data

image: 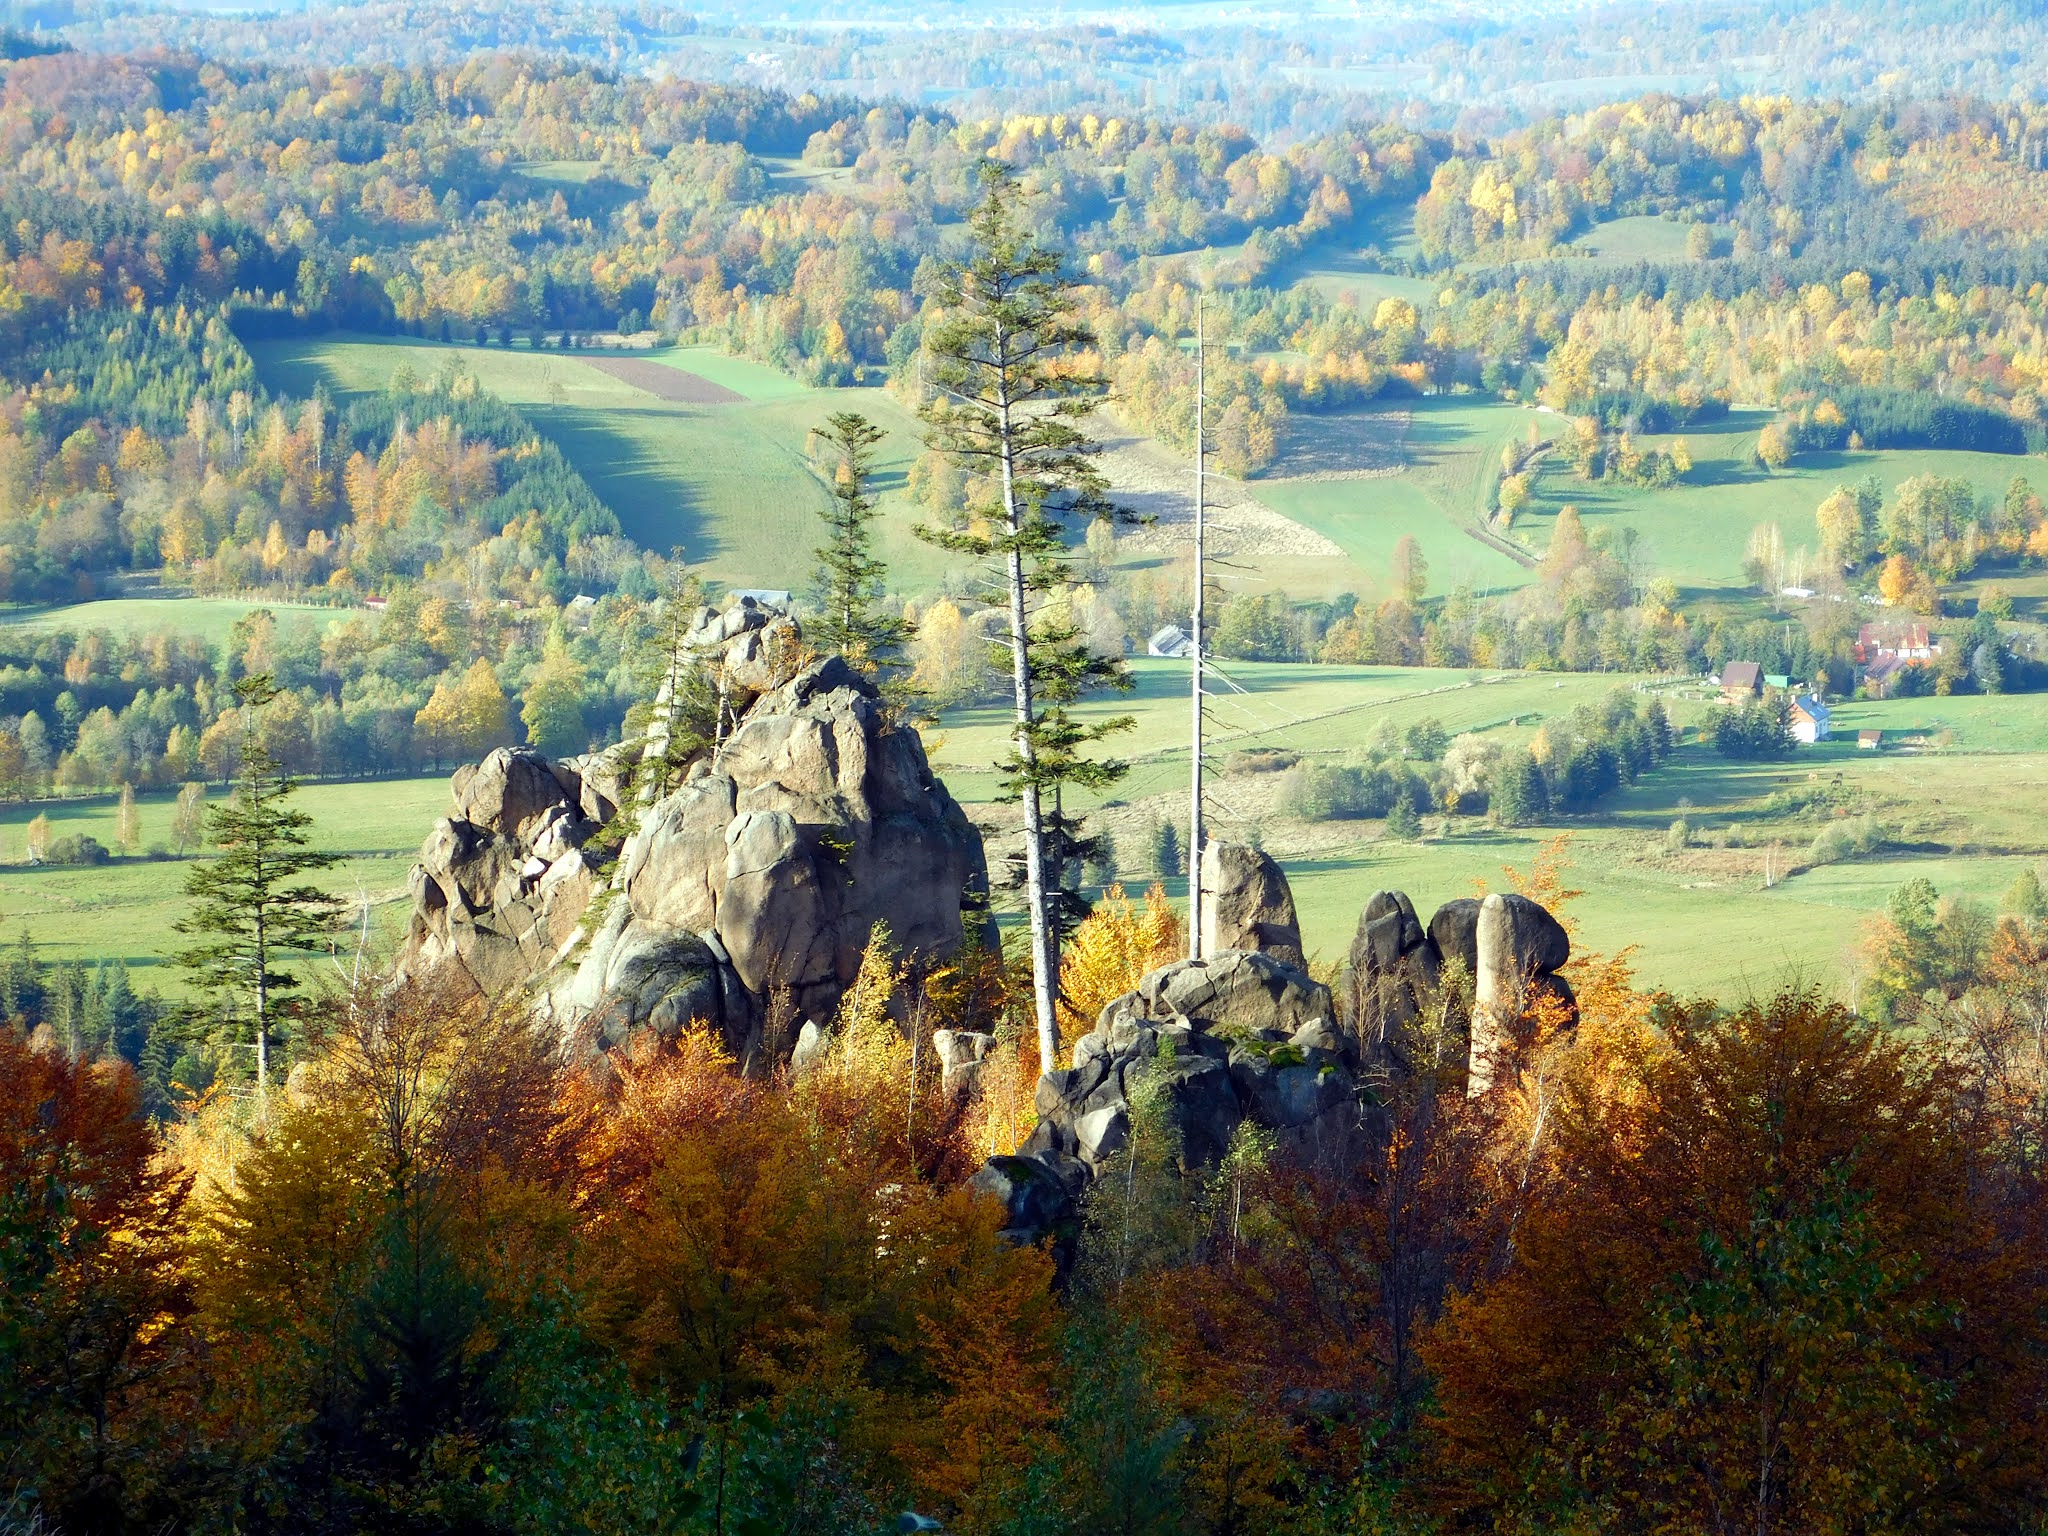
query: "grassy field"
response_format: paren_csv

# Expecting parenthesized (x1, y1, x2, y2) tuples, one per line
(931, 659, 2048, 1002)
(4, 651, 2043, 1007)
(249, 333, 956, 596)
(0, 776, 451, 981)
(0, 597, 347, 648)
(1251, 396, 1537, 597)
(1513, 410, 2041, 596)
(247, 331, 2043, 619)
(1566, 213, 1700, 262)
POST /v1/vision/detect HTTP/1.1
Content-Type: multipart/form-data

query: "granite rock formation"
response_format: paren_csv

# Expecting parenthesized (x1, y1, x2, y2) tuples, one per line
(974, 852, 1577, 1242)
(401, 607, 990, 1062)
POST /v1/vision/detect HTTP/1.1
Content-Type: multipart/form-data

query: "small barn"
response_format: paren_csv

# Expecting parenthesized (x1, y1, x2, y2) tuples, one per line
(1718, 661, 1763, 702)
(1148, 624, 1196, 658)
(1858, 729, 1883, 751)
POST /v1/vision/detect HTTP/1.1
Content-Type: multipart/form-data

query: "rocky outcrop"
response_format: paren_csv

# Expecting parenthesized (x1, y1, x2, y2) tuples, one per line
(401, 607, 990, 1062)
(1198, 841, 1304, 968)
(982, 949, 1357, 1241)
(1349, 888, 1446, 1073)
(976, 864, 1577, 1243)
(405, 747, 608, 999)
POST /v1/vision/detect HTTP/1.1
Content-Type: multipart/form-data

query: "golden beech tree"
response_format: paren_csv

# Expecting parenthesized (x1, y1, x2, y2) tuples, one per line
(1421, 988, 2048, 1533)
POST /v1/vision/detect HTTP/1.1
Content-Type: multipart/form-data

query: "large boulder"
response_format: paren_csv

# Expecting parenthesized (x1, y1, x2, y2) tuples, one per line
(404, 749, 597, 997)
(400, 614, 991, 1062)
(1470, 892, 1575, 1094)
(1349, 889, 1445, 1071)
(1198, 841, 1304, 968)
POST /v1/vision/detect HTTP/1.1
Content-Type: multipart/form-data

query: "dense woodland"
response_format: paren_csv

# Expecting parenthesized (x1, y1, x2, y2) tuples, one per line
(12, 878, 2048, 1534)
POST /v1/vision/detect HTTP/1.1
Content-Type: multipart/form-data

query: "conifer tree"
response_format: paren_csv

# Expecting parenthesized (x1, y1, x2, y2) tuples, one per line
(631, 554, 719, 803)
(915, 159, 1135, 1072)
(809, 411, 910, 679)
(175, 674, 339, 1112)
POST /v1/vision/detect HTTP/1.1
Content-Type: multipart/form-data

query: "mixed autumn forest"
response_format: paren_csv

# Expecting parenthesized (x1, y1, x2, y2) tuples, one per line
(10, 1, 2048, 1532)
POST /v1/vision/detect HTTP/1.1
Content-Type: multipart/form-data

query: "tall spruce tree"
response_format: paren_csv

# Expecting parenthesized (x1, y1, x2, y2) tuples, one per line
(915, 159, 1134, 1072)
(174, 674, 339, 1111)
(810, 411, 910, 679)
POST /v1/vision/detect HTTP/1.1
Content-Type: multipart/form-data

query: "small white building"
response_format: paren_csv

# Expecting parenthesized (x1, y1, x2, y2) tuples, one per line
(1147, 624, 1196, 658)
(1789, 694, 1832, 744)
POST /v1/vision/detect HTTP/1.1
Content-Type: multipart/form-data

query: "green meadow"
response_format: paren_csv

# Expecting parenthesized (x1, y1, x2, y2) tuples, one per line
(0, 776, 452, 981)
(247, 332, 2046, 615)
(0, 656, 2042, 1004)
(248, 334, 950, 596)
(929, 659, 2048, 1002)
(0, 597, 346, 647)
(1510, 409, 2040, 596)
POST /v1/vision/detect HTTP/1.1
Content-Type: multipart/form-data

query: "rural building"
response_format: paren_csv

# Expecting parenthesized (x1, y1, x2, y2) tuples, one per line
(1789, 695, 1831, 743)
(1856, 621, 1937, 664)
(1718, 661, 1763, 701)
(1855, 622, 1940, 697)
(1858, 729, 1883, 750)
(1148, 624, 1196, 658)
(1765, 673, 1792, 690)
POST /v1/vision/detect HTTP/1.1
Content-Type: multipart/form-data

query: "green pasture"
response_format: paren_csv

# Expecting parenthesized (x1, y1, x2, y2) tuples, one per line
(1566, 213, 1699, 263)
(1248, 396, 1536, 597)
(0, 597, 346, 649)
(248, 333, 954, 596)
(1515, 410, 2042, 595)
(0, 776, 453, 980)
(937, 659, 2048, 1000)
(926, 658, 1642, 804)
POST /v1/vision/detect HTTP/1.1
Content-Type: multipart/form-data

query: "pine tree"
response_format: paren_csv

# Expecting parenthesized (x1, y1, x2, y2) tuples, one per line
(809, 411, 911, 678)
(1150, 818, 1183, 881)
(1384, 793, 1423, 841)
(0, 929, 43, 1024)
(631, 555, 718, 803)
(1492, 751, 1550, 828)
(174, 674, 340, 1113)
(915, 159, 1135, 1072)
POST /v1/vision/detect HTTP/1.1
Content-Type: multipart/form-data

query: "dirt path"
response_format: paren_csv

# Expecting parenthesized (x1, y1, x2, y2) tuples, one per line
(582, 355, 744, 405)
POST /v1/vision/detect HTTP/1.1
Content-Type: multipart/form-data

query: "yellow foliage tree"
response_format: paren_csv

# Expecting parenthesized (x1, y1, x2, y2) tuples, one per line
(1878, 552, 1919, 607)
(1056, 883, 1185, 1047)
(454, 657, 508, 755)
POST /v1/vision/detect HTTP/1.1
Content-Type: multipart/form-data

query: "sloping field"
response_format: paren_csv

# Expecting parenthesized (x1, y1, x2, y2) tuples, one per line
(247, 335, 953, 595)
